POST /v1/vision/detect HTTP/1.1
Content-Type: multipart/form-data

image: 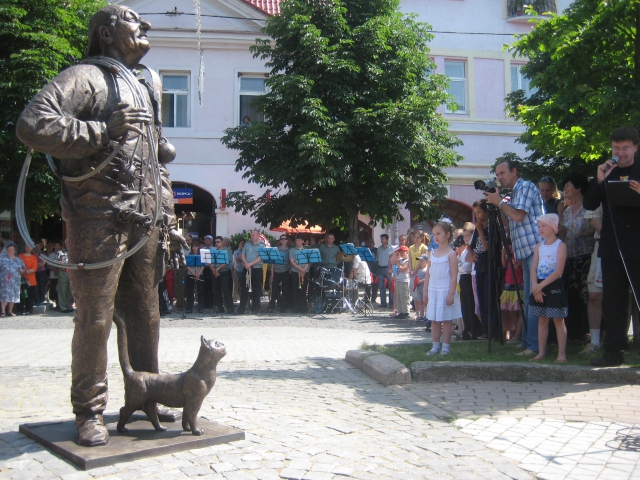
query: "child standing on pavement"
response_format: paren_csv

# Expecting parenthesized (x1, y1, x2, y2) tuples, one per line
(529, 214, 569, 362)
(424, 221, 463, 356)
(394, 246, 411, 319)
(411, 254, 429, 321)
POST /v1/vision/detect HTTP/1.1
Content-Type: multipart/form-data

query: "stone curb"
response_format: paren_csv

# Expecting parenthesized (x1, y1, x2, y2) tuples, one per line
(345, 350, 411, 386)
(410, 361, 640, 385)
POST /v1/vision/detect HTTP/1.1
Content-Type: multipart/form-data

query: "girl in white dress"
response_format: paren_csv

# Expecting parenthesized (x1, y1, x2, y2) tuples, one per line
(423, 222, 463, 356)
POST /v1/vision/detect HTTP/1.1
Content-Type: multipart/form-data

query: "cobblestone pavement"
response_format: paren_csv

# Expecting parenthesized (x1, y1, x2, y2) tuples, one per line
(0, 311, 531, 480)
(404, 382, 640, 479)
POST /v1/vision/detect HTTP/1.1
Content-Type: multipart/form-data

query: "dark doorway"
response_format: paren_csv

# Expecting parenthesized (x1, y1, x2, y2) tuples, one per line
(172, 182, 216, 240)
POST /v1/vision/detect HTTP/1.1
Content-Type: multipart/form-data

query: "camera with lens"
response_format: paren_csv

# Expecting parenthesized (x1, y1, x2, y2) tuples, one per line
(474, 178, 499, 193)
(452, 234, 465, 248)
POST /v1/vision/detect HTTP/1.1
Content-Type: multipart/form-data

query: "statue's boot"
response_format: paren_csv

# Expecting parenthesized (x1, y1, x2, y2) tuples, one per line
(137, 403, 182, 422)
(157, 406, 181, 422)
(76, 414, 109, 447)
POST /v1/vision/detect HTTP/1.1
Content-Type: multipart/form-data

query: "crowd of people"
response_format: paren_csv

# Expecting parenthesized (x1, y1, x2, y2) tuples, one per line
(2, 127, 638, 368)
(0, 233, 72, 316)
(449, 125, 639, 367)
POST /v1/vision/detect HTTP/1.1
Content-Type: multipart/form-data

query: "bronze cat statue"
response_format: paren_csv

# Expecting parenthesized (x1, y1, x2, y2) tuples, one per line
(113, 314, 226, 435)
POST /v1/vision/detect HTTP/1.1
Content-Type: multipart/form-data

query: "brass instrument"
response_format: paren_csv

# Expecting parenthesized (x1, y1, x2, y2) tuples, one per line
(246, 270, 252, 293)
(298, 269, 303, 289)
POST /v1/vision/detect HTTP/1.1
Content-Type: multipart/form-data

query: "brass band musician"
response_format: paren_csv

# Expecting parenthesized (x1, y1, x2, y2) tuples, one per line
(289, 234, 309, 313)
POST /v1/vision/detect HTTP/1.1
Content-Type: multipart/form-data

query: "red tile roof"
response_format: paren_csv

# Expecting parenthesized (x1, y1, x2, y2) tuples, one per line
(242, 0, 282, 16)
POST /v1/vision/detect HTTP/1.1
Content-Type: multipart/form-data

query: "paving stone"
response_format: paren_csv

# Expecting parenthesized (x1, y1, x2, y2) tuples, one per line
(211, 462, 237, 474)
(279, 469, 306, 480)
(4, 313, 631, 480)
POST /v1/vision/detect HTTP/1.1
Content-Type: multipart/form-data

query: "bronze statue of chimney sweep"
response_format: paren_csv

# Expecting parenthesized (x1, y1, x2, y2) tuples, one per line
(16, 5, 187, 446)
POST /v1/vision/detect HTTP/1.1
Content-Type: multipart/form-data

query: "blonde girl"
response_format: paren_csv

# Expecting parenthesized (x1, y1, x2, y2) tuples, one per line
(424, 222, 463, 356)
(529, 214, 569, 362)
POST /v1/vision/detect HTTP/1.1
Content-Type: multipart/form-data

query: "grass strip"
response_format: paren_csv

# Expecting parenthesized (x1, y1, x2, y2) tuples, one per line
(361, 339, 640, 368)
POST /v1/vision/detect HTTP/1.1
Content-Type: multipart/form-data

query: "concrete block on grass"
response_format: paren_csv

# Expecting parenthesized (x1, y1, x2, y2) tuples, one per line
(345, 349, 411, 386)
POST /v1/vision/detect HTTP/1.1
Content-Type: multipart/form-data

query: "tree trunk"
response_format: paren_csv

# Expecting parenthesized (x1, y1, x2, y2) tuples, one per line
(347, 209, 359, 244)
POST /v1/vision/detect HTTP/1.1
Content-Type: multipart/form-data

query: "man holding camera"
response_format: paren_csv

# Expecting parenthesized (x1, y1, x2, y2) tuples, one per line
(485, 160, 545, 355)
(584, 126, 640, 366)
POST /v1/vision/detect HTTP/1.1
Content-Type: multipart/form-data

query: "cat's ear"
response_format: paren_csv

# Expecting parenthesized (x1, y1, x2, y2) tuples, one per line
(201, 335, 206, 347)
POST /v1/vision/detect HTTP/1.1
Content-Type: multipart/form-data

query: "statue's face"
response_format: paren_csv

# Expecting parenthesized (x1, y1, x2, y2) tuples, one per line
(110, 8, 151, 62)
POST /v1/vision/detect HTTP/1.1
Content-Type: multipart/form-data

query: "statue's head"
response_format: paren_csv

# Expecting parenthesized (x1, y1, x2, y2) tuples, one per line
(86, 5, 151, 66)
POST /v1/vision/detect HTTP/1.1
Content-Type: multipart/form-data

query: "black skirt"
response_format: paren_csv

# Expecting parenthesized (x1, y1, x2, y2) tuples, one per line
(529, 277, 568, 318)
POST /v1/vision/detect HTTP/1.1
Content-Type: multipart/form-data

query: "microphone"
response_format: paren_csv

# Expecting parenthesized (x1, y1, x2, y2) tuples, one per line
(605, 155, 620, 172)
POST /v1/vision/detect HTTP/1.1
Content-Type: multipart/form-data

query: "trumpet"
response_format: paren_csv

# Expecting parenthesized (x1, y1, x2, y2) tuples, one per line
(246, 270, 252, 293)
(298, 270, 303, 289)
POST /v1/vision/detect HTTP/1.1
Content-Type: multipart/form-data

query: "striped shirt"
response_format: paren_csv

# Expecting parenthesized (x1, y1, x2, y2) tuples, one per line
(508, 177, 545, 261)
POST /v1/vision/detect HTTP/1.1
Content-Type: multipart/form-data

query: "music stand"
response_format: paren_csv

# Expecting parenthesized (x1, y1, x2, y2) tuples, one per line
(292, 249, 320, 315)
(356, 247, 375, 262)
(210, 250, 231, 317)
(606, 180, 640, 208)
(295, 248, 321, 265)
(258, 248, 285, 315)
(340, 243, 358, 255)
(258, 248, 286, 265)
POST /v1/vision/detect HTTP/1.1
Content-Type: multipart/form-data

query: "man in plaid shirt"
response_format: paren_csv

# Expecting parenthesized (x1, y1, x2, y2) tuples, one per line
(486, 160, 545, 355)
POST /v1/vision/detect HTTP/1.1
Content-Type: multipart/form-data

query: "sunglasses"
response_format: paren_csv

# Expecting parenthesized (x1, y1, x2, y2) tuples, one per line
(540, 176, 554, 183)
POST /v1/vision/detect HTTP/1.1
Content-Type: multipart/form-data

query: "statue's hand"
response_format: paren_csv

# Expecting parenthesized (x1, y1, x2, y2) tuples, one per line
(106, 102, 152, 139)
(169, 229, 188, 265)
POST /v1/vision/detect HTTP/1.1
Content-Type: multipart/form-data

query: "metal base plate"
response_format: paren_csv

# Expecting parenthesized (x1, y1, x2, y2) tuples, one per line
(19, 413, 245, 470)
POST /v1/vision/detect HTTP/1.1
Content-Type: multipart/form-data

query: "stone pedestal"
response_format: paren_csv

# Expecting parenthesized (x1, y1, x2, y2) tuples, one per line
(19, 413, 244, 470)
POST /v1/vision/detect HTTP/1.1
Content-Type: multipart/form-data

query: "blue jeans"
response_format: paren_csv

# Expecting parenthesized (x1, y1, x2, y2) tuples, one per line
(377, 268, 393, 307)
(520, 253, 538, 352)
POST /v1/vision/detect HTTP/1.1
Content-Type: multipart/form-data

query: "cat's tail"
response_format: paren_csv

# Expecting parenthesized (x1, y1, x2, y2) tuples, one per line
(113, 313, 133, 378)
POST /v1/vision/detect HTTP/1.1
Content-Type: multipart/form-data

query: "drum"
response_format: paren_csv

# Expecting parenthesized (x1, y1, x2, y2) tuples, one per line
(325, 267, 343, 289)
(343, 279, 358, 291)
(313, 267, 329, 287)
(344, 279, 359, 304)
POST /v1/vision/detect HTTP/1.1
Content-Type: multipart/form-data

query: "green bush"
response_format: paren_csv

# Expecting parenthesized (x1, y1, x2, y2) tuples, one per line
(229, 230, 277, 250)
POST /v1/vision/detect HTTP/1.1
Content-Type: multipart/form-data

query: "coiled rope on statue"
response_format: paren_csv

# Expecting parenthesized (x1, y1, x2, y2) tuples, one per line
(15, 56, 162, 270)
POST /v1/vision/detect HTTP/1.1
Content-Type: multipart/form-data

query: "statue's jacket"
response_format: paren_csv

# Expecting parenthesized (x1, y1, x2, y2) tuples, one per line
(16, 63, 175, 232)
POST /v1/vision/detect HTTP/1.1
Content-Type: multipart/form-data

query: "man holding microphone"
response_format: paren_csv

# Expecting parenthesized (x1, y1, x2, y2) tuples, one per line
(584, 126, 640, 366)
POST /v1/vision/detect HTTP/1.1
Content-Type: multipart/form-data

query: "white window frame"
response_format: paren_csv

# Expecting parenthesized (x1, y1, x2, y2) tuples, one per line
(444, 60, 467, 114)
(510, 64, 536, 98)
(160, 71, 191, 129)
(235, 71, 269, 126)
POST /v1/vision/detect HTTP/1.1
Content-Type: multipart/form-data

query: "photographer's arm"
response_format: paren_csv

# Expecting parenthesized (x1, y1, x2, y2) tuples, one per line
(485, 191, 526, 223)
(498, 201, 526, 223)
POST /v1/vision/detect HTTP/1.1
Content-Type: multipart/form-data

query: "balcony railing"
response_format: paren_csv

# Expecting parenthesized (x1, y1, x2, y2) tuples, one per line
(507, 0, 557, 18)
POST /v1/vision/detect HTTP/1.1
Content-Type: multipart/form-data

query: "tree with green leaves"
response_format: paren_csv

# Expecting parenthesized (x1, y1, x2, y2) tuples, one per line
(0, 0, 105, 220)
(222, 0, 461, 242)
(504, 0, 640, 180)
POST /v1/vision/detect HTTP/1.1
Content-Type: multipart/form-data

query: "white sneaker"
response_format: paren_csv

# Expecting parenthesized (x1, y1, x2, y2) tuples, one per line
(426, 346, 441, 357)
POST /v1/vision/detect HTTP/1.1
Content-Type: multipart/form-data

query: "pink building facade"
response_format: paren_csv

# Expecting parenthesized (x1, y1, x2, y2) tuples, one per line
(115, 0, 571, 241)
